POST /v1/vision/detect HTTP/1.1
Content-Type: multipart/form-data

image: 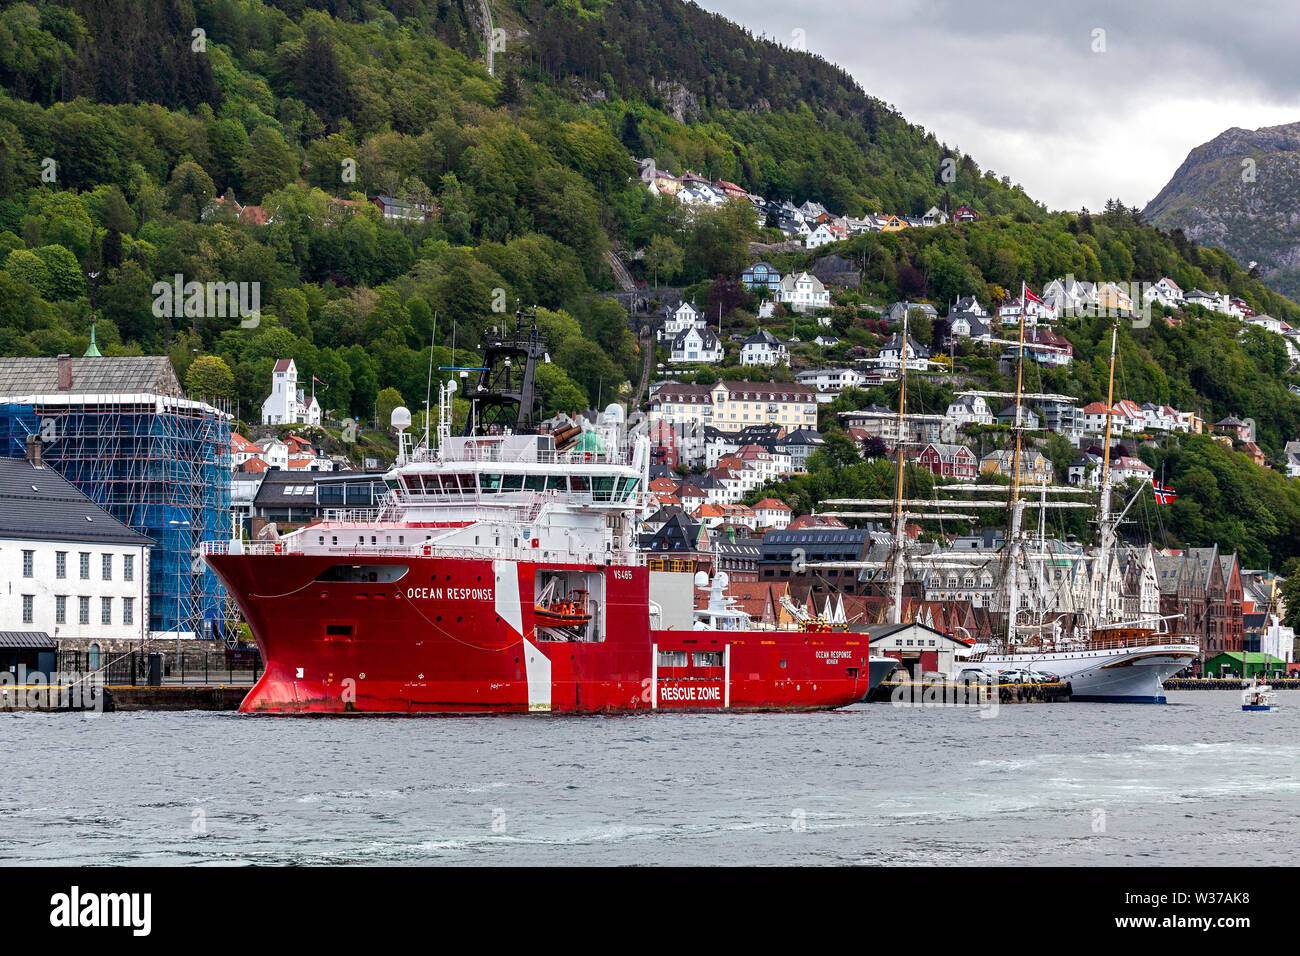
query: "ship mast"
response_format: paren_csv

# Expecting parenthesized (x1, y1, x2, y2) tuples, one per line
(1096, 319, 1119, 626)
(889, 308, 909, 624)
(1003, 283, 1029, 644)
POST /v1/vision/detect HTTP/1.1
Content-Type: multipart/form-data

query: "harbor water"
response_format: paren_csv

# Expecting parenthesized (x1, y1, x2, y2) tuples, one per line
(1, 691, 1295, 866)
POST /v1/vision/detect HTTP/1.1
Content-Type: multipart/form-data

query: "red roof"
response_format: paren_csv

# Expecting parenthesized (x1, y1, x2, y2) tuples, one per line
(238, 458, 269, 473)
(753, 498, 792, 512)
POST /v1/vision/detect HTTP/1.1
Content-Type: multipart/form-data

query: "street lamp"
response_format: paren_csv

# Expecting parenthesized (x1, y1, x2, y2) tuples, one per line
(168, 519, 191, 670)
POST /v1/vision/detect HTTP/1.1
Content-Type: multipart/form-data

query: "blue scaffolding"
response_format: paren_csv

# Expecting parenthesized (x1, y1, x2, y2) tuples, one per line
(0, 398, 231, 637)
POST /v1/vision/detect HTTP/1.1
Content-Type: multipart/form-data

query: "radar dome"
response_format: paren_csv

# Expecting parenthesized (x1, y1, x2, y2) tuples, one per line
(390, 406, 412, 430)
(694, 571, 709, 589)
(603, 403, 624, 423)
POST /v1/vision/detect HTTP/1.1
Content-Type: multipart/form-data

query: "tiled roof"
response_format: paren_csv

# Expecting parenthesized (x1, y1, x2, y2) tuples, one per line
(0, 457, 153, 546)
(0, 356, 183, 398)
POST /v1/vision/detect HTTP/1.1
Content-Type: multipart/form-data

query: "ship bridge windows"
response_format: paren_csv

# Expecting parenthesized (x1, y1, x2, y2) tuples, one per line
(501, 474, 524, 492)
(481, 473, 503, 493)
(315, 565, 410, 583)
(592, 476, 615, 501)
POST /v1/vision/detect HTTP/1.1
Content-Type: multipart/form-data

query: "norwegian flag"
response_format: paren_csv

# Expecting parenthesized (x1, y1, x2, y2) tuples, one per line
(1024, 287, 1043, 304)
(1152, 478, 1177, 504)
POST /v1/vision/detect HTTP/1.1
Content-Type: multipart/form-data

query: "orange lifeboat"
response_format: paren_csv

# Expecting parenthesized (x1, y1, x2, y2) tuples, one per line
(534, 590, 592, 629)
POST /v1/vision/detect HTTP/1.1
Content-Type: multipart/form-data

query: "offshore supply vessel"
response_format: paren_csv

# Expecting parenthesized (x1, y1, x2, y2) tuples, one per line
(204, 316, 881, 714)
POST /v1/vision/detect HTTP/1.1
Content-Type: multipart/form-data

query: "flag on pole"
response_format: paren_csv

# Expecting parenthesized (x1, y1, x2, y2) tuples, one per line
(312, 375, 328, 390)
(1152, 477, 1177, 504)
(1024, 287, 1043, 304)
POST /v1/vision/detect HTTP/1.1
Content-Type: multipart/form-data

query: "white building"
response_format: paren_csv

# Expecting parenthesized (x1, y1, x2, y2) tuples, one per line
(945, 395, 994, 428)
(796, 367, 867, 395)
(659, 301, 707, 343)
(0, 451, 151, 644)
(776, 272, 830, 312)
(1142, 277, 1185, 309)
(261, 359, 321, 426)
(669, 326, 724, 364)
(740, 329, 788, 367)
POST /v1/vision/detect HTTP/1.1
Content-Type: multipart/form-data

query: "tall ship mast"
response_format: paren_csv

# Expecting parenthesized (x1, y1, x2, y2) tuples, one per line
(203, 311, 887, 714)
(810, 290, 1197, 701)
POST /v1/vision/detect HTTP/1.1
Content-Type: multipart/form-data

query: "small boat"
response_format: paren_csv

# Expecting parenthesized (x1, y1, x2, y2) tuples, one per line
(1241, 680, 1276, 712)
(534, 589, 592, 630)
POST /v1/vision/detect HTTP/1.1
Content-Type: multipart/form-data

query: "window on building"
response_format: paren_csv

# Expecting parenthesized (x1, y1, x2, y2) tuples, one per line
(22, 549, 33, 577)
(101, 597, 112, 625)
(56, 551, 66, 579)
(79, 553, 90, 580)
(55, 595, 66, 624)
(78, 596, 90, 625)
(124, 554, 134, 582)
(102, 553, 113, 580)
(22, 594, 33, 623)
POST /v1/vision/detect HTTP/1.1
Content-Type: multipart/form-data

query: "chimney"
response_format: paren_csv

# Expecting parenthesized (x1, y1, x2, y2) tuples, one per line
(25, 433, 43, 467)
(57, 354, 72, 391)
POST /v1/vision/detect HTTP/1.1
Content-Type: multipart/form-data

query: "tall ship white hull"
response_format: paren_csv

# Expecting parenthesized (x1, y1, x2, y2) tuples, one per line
(979, 639, 1198, 703)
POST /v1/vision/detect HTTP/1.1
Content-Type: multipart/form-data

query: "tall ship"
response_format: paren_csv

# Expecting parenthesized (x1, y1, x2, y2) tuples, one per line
(813, 298, 1197, 702)
(204, 315, 884, 714)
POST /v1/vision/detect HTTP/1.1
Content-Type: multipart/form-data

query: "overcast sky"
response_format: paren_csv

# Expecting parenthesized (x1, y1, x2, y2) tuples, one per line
(701, 0, 1299, 211)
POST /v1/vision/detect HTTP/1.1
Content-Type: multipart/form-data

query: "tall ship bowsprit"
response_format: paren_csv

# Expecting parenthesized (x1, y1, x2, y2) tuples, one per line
(204, 312, 886, 714)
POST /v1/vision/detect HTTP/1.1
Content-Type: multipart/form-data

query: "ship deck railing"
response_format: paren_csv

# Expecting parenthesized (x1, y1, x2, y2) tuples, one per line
(974, 631, 1200, 657)
(202, 539, 648, 566)
(431, 445, 632, 467)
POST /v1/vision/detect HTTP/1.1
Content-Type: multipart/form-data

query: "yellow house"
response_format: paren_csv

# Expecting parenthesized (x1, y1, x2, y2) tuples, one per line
(880, 215, 908, 232)
(979, 449, 1053, 484)
(1097, 282, 1133, 314)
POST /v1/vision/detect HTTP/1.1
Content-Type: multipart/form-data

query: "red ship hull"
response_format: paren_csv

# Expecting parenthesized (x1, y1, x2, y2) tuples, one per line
(207, 553, 873, 714)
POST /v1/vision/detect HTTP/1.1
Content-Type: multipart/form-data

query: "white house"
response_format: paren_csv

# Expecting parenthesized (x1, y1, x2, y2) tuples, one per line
(0, 452, 152, 645)
(777, 272, 830, 312)
(945, 311, 993, 344)
(740, 329, 788, 367)
(921, 206, 948, 226)
(1111, 456, 1154, 484)
(669, 326, 724, 364)
(1246, 314, 1284, 334)
(659, 301, 707, 343)
(796, 367, 866, 394)
(1286, 440, 1300, 479)
(945, 395, 994, 428)
(1142, 277, 1185, 309)
(752, 498, 792, 530)
(261, 359, 321, 426)
(875, 333, 931, 373)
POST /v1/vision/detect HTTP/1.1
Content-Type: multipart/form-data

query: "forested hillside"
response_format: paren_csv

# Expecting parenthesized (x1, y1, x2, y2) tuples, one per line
(0, 0, 1041, 422)
(3, 0, 1300, 565)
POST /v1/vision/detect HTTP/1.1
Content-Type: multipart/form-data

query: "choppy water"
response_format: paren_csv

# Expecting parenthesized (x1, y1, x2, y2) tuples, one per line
(1, 691, 1295, 865)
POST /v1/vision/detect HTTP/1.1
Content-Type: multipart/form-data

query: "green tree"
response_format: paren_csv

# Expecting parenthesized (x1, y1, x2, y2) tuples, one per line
(241, 127, 297, 203)
(185, 354, 236, 400)
(644, 234, 683, 287)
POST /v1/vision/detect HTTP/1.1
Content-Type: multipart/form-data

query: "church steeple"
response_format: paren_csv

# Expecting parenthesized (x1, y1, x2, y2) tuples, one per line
(84, 319, 101, 357)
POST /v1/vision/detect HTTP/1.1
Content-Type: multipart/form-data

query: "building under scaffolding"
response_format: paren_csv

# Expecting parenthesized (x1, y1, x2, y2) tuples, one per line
(0, 355, 231, 638)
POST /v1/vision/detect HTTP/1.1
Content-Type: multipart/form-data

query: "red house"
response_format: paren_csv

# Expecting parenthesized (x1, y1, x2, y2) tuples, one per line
(909, 442, 978, 480)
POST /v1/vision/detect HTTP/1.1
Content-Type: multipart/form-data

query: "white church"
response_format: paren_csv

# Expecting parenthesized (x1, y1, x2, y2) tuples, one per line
(261, 359, 322, 426)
